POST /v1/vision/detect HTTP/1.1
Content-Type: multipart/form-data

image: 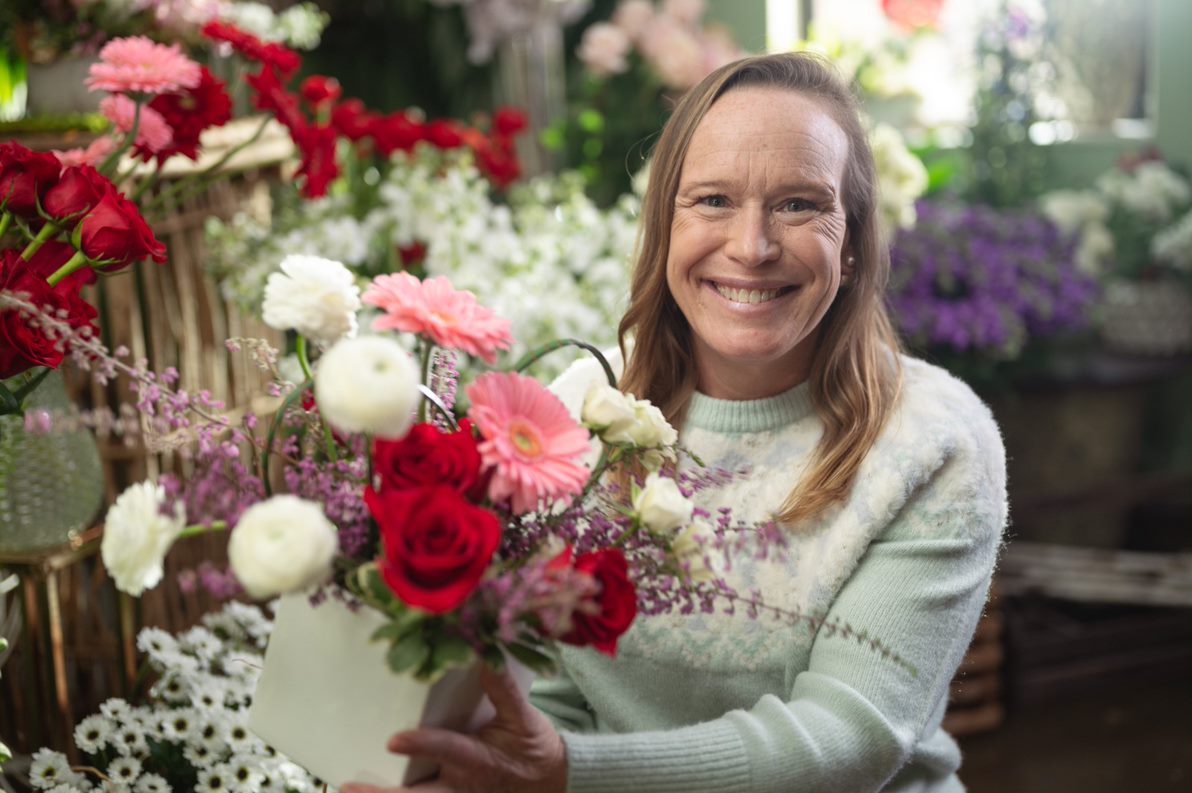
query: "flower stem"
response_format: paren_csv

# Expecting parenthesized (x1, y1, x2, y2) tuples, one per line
(296, 335, 338, 463)
(98, 99, 143, 177)
(418, 342, 434, 424)
(143, 115, 271, 214)
(0, 212, 11, 241)
(178, 520, 227, 539)
(512, 338, 617, 386)
(46, 250, 90, 286)
(20, 220, 60, 260)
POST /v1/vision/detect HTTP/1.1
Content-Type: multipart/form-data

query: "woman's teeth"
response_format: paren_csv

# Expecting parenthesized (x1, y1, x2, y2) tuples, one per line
(713, 284, 784, 304)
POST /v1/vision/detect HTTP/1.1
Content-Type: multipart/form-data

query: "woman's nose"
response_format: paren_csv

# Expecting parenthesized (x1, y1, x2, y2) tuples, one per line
(724, 206, 780, 266)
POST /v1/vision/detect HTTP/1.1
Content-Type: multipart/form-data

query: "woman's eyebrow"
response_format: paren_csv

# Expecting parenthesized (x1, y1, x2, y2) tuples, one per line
(678, 178, 837, 197)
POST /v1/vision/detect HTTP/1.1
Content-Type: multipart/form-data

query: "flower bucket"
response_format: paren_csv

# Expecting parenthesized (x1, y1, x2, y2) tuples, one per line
(1099, 279, 1192, 356)
(25, 56, 101, 116)
(249, 592, 533, 788)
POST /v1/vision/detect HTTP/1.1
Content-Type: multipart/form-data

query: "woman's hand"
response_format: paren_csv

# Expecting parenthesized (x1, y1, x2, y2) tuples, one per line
(340, 665, 568, 793)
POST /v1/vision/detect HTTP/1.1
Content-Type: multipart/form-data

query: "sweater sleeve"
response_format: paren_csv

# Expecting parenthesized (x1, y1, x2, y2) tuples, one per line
(558, 427, 1007, 793)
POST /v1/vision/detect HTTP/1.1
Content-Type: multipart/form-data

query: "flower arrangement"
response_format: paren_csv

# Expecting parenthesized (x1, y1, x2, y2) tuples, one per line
(1040, 153, 1192, 284)
(26, 601, 322, 793)
(888, 199, 1098, 384)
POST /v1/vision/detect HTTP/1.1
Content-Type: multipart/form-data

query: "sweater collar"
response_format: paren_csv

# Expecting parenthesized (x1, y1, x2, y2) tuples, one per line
(685, 380, 815, 433)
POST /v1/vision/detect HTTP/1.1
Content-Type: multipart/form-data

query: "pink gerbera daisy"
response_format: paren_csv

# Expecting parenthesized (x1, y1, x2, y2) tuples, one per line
(87, 36, 202, 95)
(99, 95, 173, 154)
(466, 372, 592, 515)
(363, 272, 513, 363)
(54, 137, 118, 168)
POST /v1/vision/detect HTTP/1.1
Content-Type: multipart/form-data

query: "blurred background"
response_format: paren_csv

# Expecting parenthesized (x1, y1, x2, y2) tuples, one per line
(1, 1, 1189, 792)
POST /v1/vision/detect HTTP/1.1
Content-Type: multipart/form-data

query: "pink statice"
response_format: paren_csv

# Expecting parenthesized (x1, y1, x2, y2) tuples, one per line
(87, 36, 202, 95)
(466, 372, 591, 515)
(363, 273, 513, 363)
(100, 95, 174, 154)
(54, 137, 118, 168)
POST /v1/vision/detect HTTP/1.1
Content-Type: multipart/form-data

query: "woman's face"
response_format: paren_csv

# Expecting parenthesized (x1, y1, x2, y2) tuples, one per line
(665, 86, 851, 399)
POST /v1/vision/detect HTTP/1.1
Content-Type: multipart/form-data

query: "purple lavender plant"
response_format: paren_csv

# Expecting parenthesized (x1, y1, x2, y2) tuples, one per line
(888, 200, 1098, 364)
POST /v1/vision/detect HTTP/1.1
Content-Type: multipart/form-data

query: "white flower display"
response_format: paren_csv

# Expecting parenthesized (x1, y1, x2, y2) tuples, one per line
(29, 749, 83, 790)
(74, 713, 114, 754)
(227, 495, 339, 599)
(869, 122, 929, 236)
(633, 472, 694, 534)
(217, 1, 329, 49)
(262, 254, 361, 346)
(581, 382, 637, 436)
(101, 481, 187, 596)
(313, 335, 420, 438)
(1153, 210, 1192, 274)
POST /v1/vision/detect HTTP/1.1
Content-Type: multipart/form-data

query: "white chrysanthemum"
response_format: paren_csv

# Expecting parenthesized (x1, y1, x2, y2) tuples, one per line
(74, 714, 114, 754)
(224, 718, 262, 754)
(228, 495, 338, 600)
(134, 773, 172, 793)
(262, 254, 361, 346)
(177, 626, 222, 662)
(149, 669, 194, 704)
(99, 698, 134, 722)
(225, 754, 266, 793)
(313, 335, 420, 439)
(30, 749, 82, 790)
(193, 678, 231, 712)
(107, 756, 142, 788)
(196, 764, 233, 793)
(101, 481, 187, 596)
(109, 719, 149, 757)
(130, 706, 163, 741)
(43, 785, 83, 793)
(192, 712, 230, 753)
(159, 707, 199, 742)
(182, 742, 221, 770)
(136, 626, 178, 659)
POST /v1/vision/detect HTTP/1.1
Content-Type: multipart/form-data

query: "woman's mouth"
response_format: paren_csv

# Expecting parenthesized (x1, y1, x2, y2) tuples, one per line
(711, 282, 797, 305)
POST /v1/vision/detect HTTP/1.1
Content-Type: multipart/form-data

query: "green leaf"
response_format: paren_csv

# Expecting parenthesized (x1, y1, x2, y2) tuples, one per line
(386, 631, 430, 674)
(0, 382, 19, 415)
(370, 608, 425, 644)
(506, 642, 556, 674)
(430, 635, 473, 669)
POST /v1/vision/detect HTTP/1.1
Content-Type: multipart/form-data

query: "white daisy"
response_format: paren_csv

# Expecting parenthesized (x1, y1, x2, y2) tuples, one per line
(109, 720, 149, 757)
(193, 679, 230, 712)
(225, 755, 265, 793)
(136, 627, 179, 659)
(196, 764, 233, 793)
(177, 627, 222, 662)
(99, 698, 134, 721)
(73, 714, 113, 754)
(44, 785, 84, 793)
(133, 773, 172, 793)
(29, 749, 82, 790)
(106, 756, 142, 788)
(182, 742, 222, 770)
(158, 708, 199, 742)
(150, 670, 194, 704)
(224, 720, 261, 754)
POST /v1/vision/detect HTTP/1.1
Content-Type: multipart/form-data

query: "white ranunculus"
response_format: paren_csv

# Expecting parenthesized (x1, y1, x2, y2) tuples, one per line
(672, 519, 716, 583)
(314, 335, 419, 439)
(582, 382, 637, 435)
(627, 398, 678, 448)
(228, 496, 338, 599)
(633, 472, 694, 534)
(262, 254, 361, 346)
(101, 481, 187, 597)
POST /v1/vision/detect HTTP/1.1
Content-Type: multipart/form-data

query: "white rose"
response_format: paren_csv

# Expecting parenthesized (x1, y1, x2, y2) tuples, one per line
(628, 398, 678, 448)
(581, 382, 637, 436)
(577, 23, 631, 77)
(672, 519, 716, 583)
(228, 496, 338, 599)
(314, 335, 419, 439)
(101, 481, 187, 596)
(263, 254, 361, 346)
(633, 472, 694, 534)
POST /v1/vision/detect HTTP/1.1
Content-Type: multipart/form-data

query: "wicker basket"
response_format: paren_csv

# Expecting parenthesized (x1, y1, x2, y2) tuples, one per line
(1098, 279, 1192, 356)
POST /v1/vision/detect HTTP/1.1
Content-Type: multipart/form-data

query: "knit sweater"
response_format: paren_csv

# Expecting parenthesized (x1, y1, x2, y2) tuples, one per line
(531, 352, 1008, 793)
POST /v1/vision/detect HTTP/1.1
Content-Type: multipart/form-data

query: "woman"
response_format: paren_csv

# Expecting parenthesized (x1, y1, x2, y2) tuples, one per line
(343, 52, 1006, 793)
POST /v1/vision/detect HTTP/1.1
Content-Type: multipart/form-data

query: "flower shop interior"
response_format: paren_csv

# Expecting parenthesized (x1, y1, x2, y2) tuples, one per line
(1, 1, 1191, 792)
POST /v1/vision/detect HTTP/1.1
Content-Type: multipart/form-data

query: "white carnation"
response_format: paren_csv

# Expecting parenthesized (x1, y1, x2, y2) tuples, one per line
(633, 473, 694, 534)
(313, 335, 420, 439)
(101, 481, 187, 596)
(228, 496, 338, 599)
(262, 255, 361, 346)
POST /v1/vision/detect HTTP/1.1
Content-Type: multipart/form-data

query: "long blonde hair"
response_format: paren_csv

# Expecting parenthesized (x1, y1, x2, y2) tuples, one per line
(618, 52, 903, 527)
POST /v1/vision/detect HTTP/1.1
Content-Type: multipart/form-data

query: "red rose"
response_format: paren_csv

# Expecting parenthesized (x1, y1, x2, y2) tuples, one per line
(374, 420, 484, 498)
(560, 548, 637, 657)
(424, 119, 465, 150)
(293, 123, 339, 199)
(332, 98, 378, 142)
(202, 21, 301, 77)
(42, 165, 110, 223)
(300, 75, 342, 108)
(366, 484, 502, 613)
(0, 142, 61, 218)
(247, 66, 307, 138)
(138, 67, 233, 164)
(474, 137, 521, 189)
(78, 185, 167, 267)
(370, 111, 423, 157)
(0, 248, 97, 378)
(493, 107, 528, 136)
(398, 241, 427, 265)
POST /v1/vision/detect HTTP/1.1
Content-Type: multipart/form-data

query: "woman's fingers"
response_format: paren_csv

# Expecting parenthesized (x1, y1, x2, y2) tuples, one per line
(479, 664, 534, 724)
(390, 727, 495, 770)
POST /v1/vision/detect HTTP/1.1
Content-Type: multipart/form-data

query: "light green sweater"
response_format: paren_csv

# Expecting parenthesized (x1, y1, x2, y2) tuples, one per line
(532, 353, 1007, 793)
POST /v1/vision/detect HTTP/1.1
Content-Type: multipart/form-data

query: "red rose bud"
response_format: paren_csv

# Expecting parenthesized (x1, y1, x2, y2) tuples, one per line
(42, 165, 110, 223)
(374, 420, 483, 499)
(0, 142, 61, 218)
(424, 119, 465, 150)
(300, 75, 342, 108)
(78, 185, 167, 267)
(366, 485, 502, 614)
(493, 107, 528, 136)
(398, 240, 427, 265)
(561, 549, 637, 657)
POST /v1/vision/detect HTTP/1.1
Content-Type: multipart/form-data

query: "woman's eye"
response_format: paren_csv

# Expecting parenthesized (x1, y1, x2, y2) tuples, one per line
(781, 198, 813, 212)
(699, 195, 728, 208)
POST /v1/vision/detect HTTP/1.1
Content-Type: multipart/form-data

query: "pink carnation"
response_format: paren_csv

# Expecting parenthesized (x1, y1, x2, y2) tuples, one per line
(466, 372, 592, 515)
(100, 95, 174, 154)
(87, 36, 202, 95)
(54, 137, 118, 168)
(363, 273, 513, 363)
